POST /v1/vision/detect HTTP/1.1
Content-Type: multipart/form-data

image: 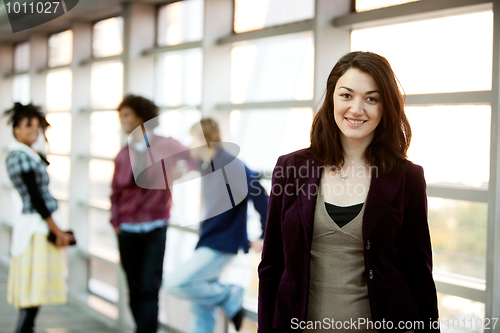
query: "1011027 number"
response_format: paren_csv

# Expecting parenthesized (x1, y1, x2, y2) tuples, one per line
(5, 1, 60, 14)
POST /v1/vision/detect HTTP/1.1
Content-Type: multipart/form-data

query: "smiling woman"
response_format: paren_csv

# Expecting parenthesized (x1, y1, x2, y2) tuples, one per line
(310, 51, 410, 176)
(3, 102, 75, 332)
(333, 68, 383, 145)
(258, 51, 439, 333)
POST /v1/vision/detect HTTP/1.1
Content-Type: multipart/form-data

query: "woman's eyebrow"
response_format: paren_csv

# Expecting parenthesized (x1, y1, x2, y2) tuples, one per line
(338, 85, 353, 92)
(339, 86, 380, 95)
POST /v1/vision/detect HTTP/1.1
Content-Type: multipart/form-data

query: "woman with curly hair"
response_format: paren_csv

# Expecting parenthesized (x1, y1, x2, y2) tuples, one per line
(4, 102, 74, 333)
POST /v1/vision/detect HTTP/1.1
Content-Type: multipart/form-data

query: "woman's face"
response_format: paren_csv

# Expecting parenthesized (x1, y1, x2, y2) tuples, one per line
(333, 68, 383, 145)
(119, 106, 143, 134)
(14, 117, 40, 147)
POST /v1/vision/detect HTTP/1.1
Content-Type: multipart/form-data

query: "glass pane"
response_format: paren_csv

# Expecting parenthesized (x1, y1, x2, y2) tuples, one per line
(89, 258, 118, 303)
(13, 74, 30, 104)
(92, 17, 123, 58)
(229, 108, 312, 172)
(90, 111, 121, 158)
(153, 109, 202, 147)
(356, 0, 420, 12)
(157, 0, 204, 46)
(155, 48, 202, 107)
(234, 0, 315, 33)
(46, 155, 70, 199)
(45, 112, 71, 155)
(46, 69, 72, 112)
(14, 41, 30, 72)
(170, 176, 202, 228)
(429, 198, 486, 280)
(90, 61, 123, 109)
(163, 228, 198, 275)
(437, 293, 485, 332)
(56, 200, 70, 230)
(88, 207, 118, 252)
(230, 31, 314, 103)
(89, 159, 114, 203)
(48, 30, 73, 67)
(406, 105, 490, 188)
(351, 11, 493, 94)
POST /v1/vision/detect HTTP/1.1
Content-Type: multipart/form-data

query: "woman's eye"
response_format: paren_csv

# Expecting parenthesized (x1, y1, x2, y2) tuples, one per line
(367, 97, 378, 103)
(340, 93, 351, 99)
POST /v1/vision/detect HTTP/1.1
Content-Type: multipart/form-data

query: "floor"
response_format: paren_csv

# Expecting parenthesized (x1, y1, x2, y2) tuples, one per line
(0, 263, 172, 333)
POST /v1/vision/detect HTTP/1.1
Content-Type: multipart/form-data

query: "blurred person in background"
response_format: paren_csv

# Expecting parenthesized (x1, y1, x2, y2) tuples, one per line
(4, 102, 74, 333)
(165, 118, 268, 333)
(258, 51, 440, 332)
(111, 94, 194, 333)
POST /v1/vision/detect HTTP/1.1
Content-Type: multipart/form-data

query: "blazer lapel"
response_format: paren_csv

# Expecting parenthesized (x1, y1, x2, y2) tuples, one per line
(362, 160, 408, 239)
(294, 152, 323, 249)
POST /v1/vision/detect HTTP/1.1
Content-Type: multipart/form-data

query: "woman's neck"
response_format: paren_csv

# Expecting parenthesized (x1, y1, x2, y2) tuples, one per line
(340, 135, 373, 167)
(16, 139, 34, 149)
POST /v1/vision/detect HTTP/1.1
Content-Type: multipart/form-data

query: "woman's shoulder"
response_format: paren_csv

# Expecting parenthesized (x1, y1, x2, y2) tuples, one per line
(6, 150, 37, 174)
(401, 160, 426, 190)
(403, 159, 424, 177)
(7, 150, 32, 164)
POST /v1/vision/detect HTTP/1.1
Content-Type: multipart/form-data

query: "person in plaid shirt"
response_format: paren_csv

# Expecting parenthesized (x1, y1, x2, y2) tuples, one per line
(4, 102, 74, 333)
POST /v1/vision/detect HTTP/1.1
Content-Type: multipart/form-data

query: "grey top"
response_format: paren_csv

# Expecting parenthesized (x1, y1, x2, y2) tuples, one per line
(304, 178, 376, 332)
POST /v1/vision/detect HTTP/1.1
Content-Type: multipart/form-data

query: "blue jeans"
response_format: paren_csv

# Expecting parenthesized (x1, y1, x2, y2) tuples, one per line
(165, 247, 243, 333)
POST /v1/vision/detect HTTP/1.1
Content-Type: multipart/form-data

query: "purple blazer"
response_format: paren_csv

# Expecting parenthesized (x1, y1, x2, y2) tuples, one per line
(258, 148, 439, 332)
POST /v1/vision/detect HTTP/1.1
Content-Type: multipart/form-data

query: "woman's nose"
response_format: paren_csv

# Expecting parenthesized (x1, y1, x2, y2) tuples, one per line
(350, 98, 364, 115)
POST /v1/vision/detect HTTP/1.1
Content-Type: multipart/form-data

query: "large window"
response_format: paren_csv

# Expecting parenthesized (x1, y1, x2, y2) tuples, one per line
(45, 30, 73, 229)
(157, 0, 204, 46)
(351, 11, 493, 94)
(230, 31, 314, 103)
(355, 0, 420, 12)
(87, 16, 125, 303)
(12, 74, 30, 105)
(90, 61, 124, 110)
(12, 42, 30, 104)
(351, 0, 494, 321)
(155, 48, 203, 107)
(92, 17, 123, 58)
(89, 112, 121, 159)
(234, 0, 315, 33)
(13, 41, 30, 73)
(48, 30, 73, 67)
(229, 108, 312, 172)
(406, 105, 490, 188)
(46, 69, 72, 112)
